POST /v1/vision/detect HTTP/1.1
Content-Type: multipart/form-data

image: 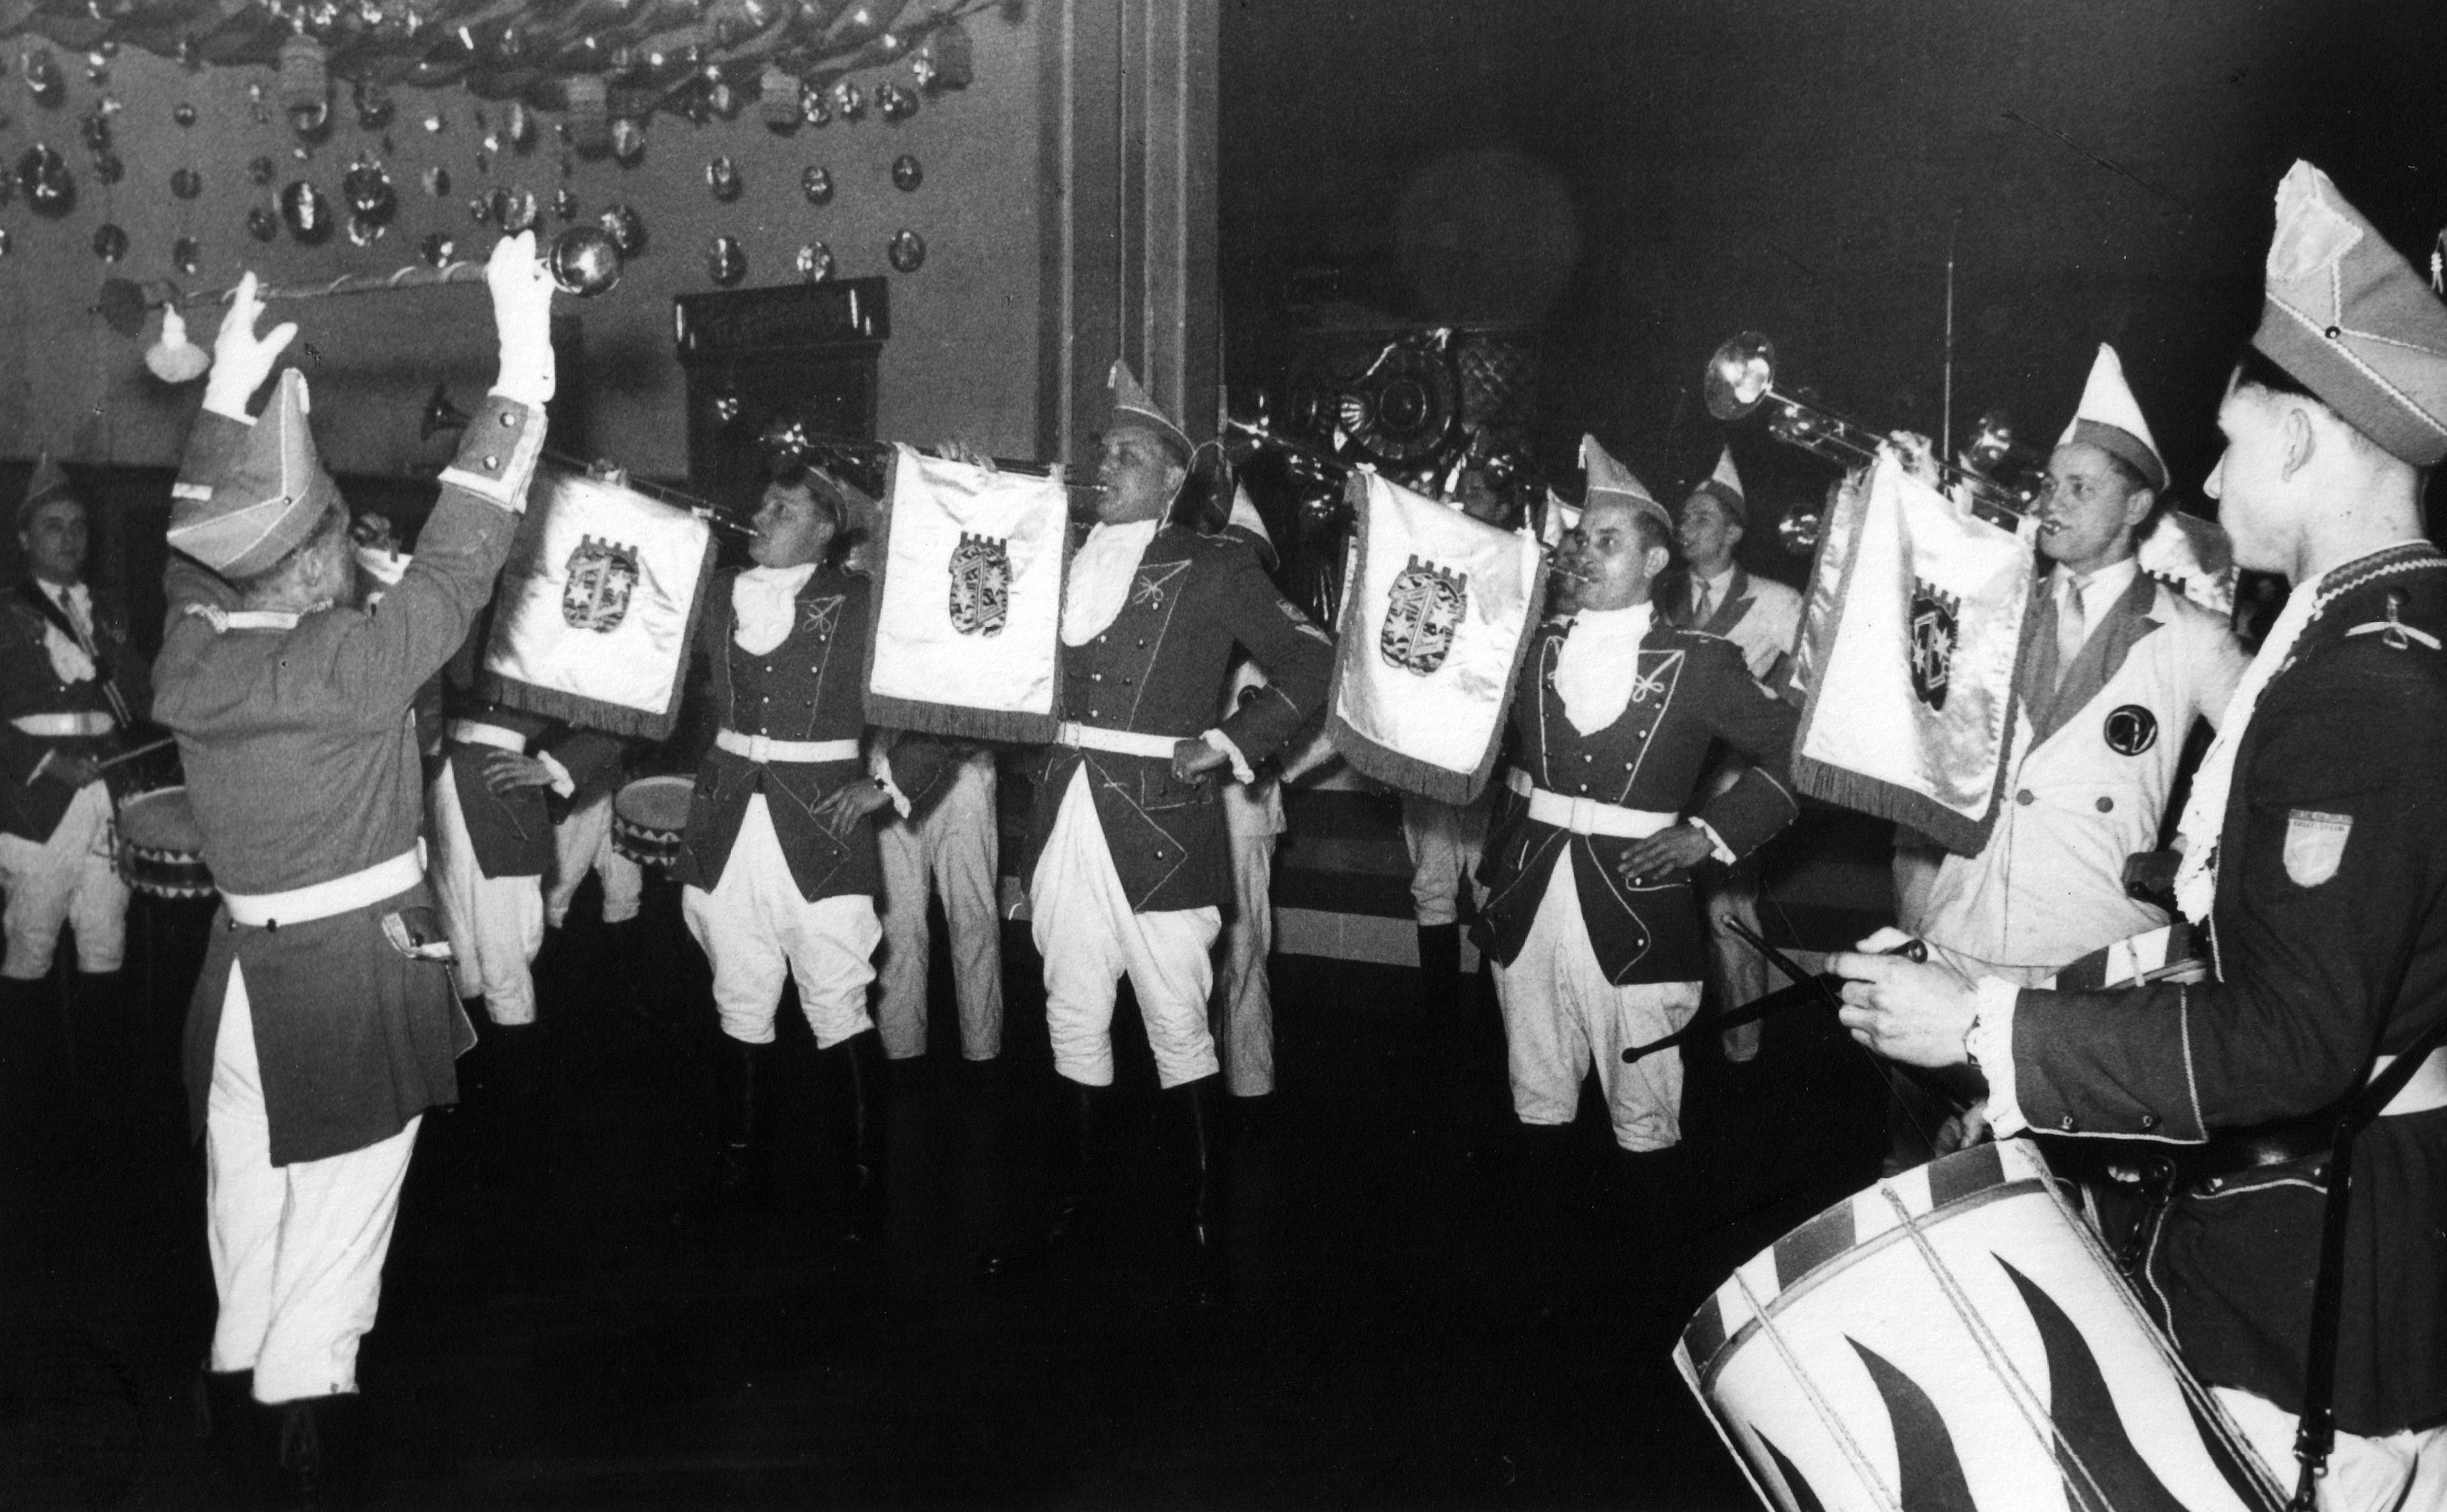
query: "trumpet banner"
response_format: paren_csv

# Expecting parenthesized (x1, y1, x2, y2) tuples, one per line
(862, 445, 1072, 743)
(1326, 472, 1545, 804)
(1791, 452, 2038, 856)
(480, 468, 718, 740)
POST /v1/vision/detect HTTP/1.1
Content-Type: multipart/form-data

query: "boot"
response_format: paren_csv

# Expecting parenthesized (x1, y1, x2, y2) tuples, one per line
(193, 1368, 257, 1507)
(256, 1393, 365, 1510)
(1168, 1074, 1232, 1308)
(1415, 924, 1462, 1016)
(827, 1028, 889, 1244)
(979, 1079, 1105, 1285)
(713, 1035, 772, 1211)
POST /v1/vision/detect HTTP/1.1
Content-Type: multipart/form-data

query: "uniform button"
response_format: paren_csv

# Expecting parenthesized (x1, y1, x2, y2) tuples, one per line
(1091, 673, 1103, 682)
(482, 455, 499, 468)
(1577, 783, 1589, 793)
(1121, 677, 1133, 686)
(1624, 762, 1634, 770)
(498, 412, 516, 427)
(1136, 638, 1146, 648)
(2058, 1114, 2076, 1132)
(2096, 796, 2113, 813)
(2205, 1177, 2225, 1193)
(2016, 789, 2034, 806)
(1153, 849, 1164, 858)
(1582, 753, 1593, 762)
(2139, 1112, 2159, 1131)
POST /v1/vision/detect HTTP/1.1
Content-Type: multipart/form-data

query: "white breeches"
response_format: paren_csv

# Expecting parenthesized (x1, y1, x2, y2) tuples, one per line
(1490, 850, 1702, 1152)
(679, 795, 879, 1050)
(0, 780, 125, 978)
(1701, 860, 1768, 1059)
(546, 791, 642, 928)
(1212, 831, 1277, 1097)
(427, 767, 544, 1025)
(1400, 792, 1488, 930)
(206, 965, 419, 1402)
(875, 754, 1003, 1061)
(1028, 767, 1220, 1090)
(2218, 1385, 2447, 1512)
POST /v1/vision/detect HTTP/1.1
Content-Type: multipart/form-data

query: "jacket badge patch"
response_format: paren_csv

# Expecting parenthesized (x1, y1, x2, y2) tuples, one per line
(1907, 578, 1959, 711)
(1379, 555, 1469, 676)
(947, 531, 1011, 638)
(1131, 561, 1190, 614)
(800, 595, 845, 641)
(562, 534, 641, 633)
(2103, 704, 2158, 756)
(2283, 809, 2351, 887)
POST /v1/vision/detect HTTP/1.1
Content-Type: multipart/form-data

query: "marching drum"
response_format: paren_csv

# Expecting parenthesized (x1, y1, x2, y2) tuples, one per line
(1678, 1140, 2287, 1512)
(115, 787, 214, 899)
(610, 775, 693, 870)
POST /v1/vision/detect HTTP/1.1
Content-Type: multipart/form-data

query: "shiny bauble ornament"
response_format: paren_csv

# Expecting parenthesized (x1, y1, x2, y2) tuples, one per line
(173, 102, 198, 127)
(706, 81, 739, 120)
(282, 181, 335, 244)
(706, 156, 742, 201)
(488, 186, 538, 234)
(17, 146, 74, 218)
(247, 206, 280, 243)
(505, 102, 536, 151)
(354, 79, 393, 131)
(171, 166, 203, 200)
(91, 223, 127, 263)
(757, 410, 808, 463)
(799, 84, 830, 127)
(1776, 510, 1822, 556)
(795, 242, 833, 283)
(877, 82, 917, 123)
(611, 118, 646, 167)
(467, 193, 493, 227)
(712, 393, 746, 427)
(92, 152, 124, 186)
(891, 153, 920, 192)
(553, 188, 579, 222)
(706, 235, 746, 287)
(546, 225, 623, 297)
(887, 228, 925, 272)
(23, 50, 66, 109)
(342, 161, 396, 224)
(248, 155, 276, 186)
(420, 231, 457, 267)
(175, 36, 200, 70)
(829, 81, 864, 120)
(79, 108, 111, 153)
(422, 113, 445, 135)
(346, 214, 387, 247)
(597, 203, 646, 256)
(173, 236, 202, 275)
(473, 149, 492, 175)
(423, 165, 451, 197)
(247, 83, 271, 125)
(801, 166, 833, 205)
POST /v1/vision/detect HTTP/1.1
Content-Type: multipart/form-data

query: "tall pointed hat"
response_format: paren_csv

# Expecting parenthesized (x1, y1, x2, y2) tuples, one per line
(2058, 344, 2167, 491)
(1579, 434, 1670, 532)
(1108, 360, 1193, 463)
(17, 452, 74, 530)
(2250, 160, 2447, 466)
(1685, 446, 1747, 523)
(167, 368, 342, 579)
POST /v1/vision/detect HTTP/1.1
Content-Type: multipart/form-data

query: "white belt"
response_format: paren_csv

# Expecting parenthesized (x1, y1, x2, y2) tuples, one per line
(1505, 766, 1675, 839)
(2373, 1045, 2447, 1118)
(14, 711, 114, 738)
(222, 847, 425, 929)
(446, 719, 529, 753)
(1055, 721, 1180, 760)
(715, 729, 860, 765)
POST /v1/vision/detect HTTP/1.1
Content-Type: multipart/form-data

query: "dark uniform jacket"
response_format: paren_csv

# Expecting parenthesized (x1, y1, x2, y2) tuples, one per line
(440, 698, 625, 879)
(1022, 529, 1333, 914)
(160, 397, 541, 1166)
(2005, 542, 2447, 1436)
(1476, 616, 1801, 986)
(0, 576, 151, 842)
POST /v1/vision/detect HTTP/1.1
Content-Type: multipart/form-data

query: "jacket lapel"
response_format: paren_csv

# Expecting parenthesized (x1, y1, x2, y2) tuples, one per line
(2030, 571, 2162, 746)
(1701, 568, 1753, 637)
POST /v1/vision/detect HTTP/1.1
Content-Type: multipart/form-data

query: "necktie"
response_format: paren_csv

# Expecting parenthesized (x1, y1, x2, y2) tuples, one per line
(2054, 575, 2087, 689)
(1692, 580, 1713, 625)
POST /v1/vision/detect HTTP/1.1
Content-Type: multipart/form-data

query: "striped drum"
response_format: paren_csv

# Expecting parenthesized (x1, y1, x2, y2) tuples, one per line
(1676, 1141, 2287, 1512)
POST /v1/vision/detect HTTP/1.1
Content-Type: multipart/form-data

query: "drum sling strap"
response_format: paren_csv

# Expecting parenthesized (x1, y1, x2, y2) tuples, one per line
(16, 580, 132, 730)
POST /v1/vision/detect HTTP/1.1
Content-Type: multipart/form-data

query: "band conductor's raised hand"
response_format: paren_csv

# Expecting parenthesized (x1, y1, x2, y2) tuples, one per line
(486, 231, 558, 407)
(201, 272, 298, 420)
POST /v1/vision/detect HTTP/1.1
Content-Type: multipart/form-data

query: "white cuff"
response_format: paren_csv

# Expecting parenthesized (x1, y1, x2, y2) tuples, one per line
(1970, 975, 2026, 1136)
(1691, 816, 1736, 864)
(538, 750, 575, 799)
(1202, 729, 1255, 786)
(876, 770, 912, 820)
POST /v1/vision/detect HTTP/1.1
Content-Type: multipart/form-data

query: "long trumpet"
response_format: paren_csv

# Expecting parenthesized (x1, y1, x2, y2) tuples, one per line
(94, 224, 626, 343)
(1704, 332, 2041, 521)
(419, 384, 752, 538)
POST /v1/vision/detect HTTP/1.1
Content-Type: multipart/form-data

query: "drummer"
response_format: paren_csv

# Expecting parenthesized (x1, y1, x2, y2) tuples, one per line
(0, 455, 149, 1010)
(1836, 162, 2447, 1506)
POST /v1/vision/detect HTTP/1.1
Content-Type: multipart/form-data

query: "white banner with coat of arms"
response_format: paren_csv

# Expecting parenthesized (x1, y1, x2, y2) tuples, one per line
(1790, 451, 2038, 855)
(863, 445, 1071, 743)
(1326, 471, 1545, 805)
(480, 469, 719, 740)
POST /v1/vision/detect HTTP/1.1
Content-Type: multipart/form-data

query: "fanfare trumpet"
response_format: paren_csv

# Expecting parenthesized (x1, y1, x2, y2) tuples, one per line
(1703, 331, 2042, 544)
(419, 384, 754, 538)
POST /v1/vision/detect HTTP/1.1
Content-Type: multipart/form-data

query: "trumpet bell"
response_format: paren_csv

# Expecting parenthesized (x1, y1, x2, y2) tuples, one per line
(546, 224, 623, 298)
(1704, 331, 1776, 421)
(1777, 509, 1822, 556)
(1966, 408, 2016, 471)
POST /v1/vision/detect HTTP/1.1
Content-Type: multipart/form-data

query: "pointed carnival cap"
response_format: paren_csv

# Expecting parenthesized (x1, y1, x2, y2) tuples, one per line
(167, 368, 342, 579)
(17, 451, 75, 530)
(1108, 359, 1193, 463)
(2056, 344, 2167, 492)
(1685, 446, 1747, 524)
(2250, 160, 2447, 467)
(1580, 434, 1670, 533)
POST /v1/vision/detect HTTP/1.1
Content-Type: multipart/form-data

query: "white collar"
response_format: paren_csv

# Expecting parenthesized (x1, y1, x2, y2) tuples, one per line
(1568, 602, 1654, 638)
(1061, 519, 1160, 646)
(1553, 603, 1656, 735)
(2054, 556, 2138, 604)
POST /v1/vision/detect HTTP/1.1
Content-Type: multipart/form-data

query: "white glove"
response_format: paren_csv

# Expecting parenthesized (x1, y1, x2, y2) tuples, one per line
(201, 273, 297, 420)
(486, 231, 557, 407)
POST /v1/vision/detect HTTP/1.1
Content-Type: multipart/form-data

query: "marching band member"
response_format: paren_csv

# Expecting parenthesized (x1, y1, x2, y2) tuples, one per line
(980, 364, 1332, 1304)
(159, 235, 555, 1501)
(675, 467, 941, 1242)
(1838, 162, 2447, 1510)
(1660, 447, 1801, 1062)
(1473, 438, 1799, 1201)
(872, 741, 1004, 1070)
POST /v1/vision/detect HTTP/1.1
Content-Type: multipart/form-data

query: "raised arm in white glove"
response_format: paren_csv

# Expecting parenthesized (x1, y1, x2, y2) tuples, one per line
(200, 273, 298, 422)
(486, 231, 558, 408)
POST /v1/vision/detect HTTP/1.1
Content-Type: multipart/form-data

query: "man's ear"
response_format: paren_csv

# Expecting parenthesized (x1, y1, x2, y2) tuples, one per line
(1644, 542, 1672, 580)
(2279, 404, 2316, 481)
(2121, 487, 2156, 533)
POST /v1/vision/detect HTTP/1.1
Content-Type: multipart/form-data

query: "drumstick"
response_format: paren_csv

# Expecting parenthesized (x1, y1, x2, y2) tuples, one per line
(96, 737, 177, 772)
(1618, 926, 1924, 1064)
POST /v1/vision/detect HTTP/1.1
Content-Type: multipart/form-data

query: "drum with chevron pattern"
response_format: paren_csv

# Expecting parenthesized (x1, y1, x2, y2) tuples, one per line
(1676, 1141, 2288, 1512)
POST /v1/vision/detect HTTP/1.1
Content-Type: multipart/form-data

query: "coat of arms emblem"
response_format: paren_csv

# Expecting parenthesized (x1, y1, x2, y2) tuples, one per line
(1379, 555, 1469, 677)
(1907, 577, 1959, 710)
(563, 534, 642, 633)
(947, 531, 1011, 638)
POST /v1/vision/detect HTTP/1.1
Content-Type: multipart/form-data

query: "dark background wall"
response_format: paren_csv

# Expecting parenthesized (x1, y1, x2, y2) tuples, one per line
(1220, 0, 2447, 557)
